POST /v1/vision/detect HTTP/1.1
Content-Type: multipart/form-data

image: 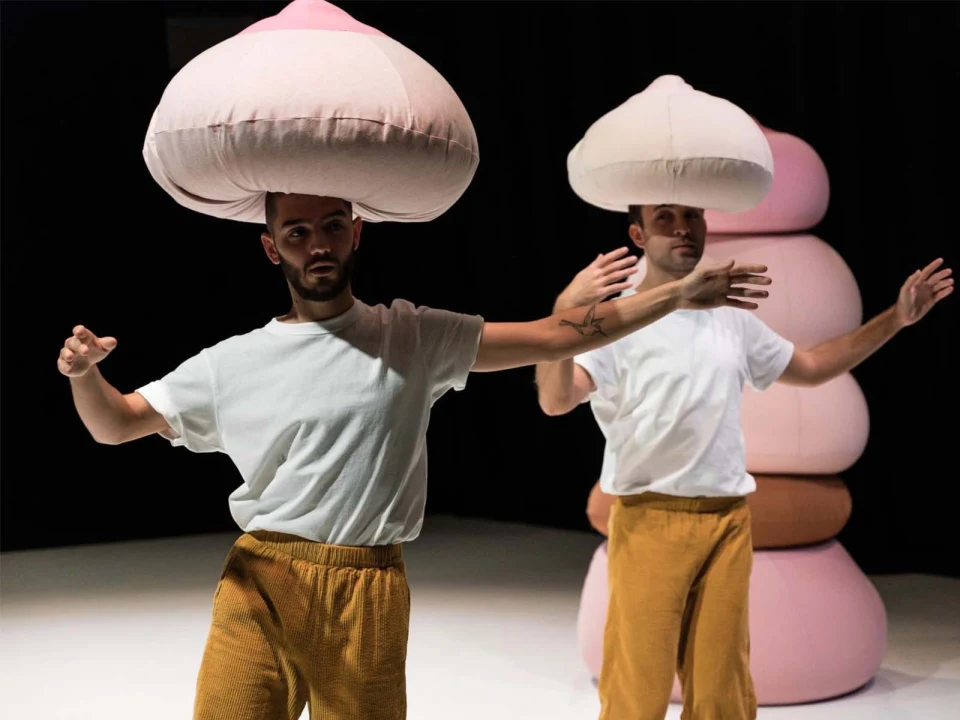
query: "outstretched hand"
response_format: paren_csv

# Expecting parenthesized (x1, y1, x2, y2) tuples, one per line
(57, 325, 118, 377)
(895, 258, 953, 327)
(678, 260, 772, 310)
(554, 247, 639, 312)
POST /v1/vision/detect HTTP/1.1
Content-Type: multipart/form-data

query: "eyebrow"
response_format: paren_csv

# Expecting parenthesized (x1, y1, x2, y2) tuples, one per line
(281, 210, 349, 228)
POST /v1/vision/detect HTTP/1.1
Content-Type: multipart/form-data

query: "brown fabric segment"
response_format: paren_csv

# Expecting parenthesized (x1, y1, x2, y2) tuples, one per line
(748, 475, 851, 548)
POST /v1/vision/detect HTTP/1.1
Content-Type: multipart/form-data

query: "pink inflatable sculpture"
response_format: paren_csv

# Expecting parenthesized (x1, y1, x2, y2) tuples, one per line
(579, 122, 887, 705)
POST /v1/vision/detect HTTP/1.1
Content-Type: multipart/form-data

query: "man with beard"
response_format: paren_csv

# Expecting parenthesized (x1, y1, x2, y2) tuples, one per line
(57, 191, 774, 720)
(535, 202, 953, 720)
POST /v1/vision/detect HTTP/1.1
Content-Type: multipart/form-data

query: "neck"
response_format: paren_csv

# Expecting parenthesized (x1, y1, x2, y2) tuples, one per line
(635, 262, 691, 294)
(280, 287, 356, 323)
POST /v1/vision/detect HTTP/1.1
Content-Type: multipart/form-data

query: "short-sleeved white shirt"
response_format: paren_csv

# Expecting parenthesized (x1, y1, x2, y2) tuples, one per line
(137, 299, 484, 546)
(575, 307, 794, 498)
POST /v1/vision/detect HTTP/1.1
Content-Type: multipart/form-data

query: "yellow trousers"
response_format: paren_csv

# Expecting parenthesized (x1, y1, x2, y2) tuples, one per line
(599, 493, 756, 720)
(194, 531, 410, 720)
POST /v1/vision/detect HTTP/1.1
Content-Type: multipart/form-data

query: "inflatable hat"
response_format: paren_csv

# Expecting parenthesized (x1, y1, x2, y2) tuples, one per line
(143, 0, 479, 225)
(567, 75, 773, 214)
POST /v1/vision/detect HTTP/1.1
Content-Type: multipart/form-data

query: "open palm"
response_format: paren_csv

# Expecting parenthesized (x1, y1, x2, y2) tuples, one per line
(896, 258, 954, 327)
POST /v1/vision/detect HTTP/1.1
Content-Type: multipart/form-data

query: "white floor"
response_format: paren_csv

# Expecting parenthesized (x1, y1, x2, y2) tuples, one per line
(1, 516, 958, 720)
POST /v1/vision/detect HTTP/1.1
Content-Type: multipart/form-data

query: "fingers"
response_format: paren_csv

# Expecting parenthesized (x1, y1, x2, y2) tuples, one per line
(928, 267, 953, 284)
(65, 337, 90, 356)
(904, 269, 922, 290)
(702, 259, 736, 275)
(934, 285, 954, 302)
(731, 273, 772, 286)
(608, 280, 635, 294)
(730, 263, 768, 276)
(604, 268, 639, 286)
(58, 347, 86, 376)
(919, 257, 944, 281)
(603, 255, 639, 274)
(725, 297, 760, 310)
(73, 325, 95, 344)
(597, 247, 632, 267)
(727, 287, 770, 299)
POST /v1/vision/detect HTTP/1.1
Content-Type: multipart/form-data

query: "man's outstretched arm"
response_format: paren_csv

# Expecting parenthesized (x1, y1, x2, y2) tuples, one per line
(473, 260, 770, 373)
(58, 325, 170, 444)
(779, 258, 953, 387)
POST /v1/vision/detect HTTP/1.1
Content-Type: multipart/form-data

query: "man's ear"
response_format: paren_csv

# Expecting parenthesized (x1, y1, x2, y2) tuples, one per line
(353, 217, 363, 251)
(261, 233, 281, 265)
(628, 223, 646, 252)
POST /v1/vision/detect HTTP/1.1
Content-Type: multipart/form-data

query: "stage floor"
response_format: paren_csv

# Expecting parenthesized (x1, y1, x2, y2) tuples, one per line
(2, 516, 958, 719)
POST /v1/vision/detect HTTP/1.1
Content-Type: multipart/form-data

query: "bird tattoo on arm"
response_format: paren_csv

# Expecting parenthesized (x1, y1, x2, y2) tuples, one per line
(559, 305, 607, 336)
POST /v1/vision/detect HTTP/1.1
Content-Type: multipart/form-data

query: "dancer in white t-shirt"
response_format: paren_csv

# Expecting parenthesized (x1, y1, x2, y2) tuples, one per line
(535, 202, 952, 720)
(57, 192, 773, 720)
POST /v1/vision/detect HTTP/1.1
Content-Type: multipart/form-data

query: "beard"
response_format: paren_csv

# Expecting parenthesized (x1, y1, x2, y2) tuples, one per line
(279, 248, 357, 302)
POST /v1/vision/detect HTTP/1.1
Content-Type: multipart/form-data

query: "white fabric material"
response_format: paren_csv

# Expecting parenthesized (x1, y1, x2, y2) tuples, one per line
(136, 300, 484, 546)
(144, 16, 478, 224)
(574, 308, 794, 497)
(567, 75, 773, 213)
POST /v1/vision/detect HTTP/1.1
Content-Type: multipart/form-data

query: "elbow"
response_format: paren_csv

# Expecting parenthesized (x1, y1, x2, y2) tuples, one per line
(540, 403, 568, 417)
(92, 431, 124, 446)
(538, 395, 574, 417)
(89, 423, 132, 446)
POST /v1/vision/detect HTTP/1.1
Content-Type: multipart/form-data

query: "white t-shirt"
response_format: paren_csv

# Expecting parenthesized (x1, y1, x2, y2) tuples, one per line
(136, 299, 484, 547)
(575, 307, 794, 498)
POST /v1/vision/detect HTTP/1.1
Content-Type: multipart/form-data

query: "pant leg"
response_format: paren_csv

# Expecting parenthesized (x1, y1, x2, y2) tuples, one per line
(193, 541, 308, 720)
(301, 562, 410, 720)
(677, 503, 756, 720)
(598, 497, 709, 720)
(227, 532, 409, 720)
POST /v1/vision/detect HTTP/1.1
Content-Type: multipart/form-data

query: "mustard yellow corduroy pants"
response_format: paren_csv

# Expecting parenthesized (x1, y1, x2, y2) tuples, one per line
(598, 493, 756, 720)
(193, 530, 410, 720)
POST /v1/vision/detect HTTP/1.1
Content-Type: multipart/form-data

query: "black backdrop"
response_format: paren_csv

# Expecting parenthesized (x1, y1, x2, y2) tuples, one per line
(2, 1, 957, 577)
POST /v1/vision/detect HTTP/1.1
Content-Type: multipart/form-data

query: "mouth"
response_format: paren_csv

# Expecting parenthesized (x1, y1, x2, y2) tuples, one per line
(307, 262, 336, 277)
(673, 243, 699, 253)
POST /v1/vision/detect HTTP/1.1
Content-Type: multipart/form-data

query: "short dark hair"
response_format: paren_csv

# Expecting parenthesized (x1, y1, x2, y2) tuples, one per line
(264, 192, 353, 235)
(627, 204, 645, 228)
(265, 192, 280, 235)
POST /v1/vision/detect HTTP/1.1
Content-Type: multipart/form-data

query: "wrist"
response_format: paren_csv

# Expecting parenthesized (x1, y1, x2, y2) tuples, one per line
(887, 304, 907, 332)
(663, 280, 683, 310)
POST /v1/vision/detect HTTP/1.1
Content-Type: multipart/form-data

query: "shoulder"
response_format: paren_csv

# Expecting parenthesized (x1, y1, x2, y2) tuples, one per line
(379, 299, 481, 325)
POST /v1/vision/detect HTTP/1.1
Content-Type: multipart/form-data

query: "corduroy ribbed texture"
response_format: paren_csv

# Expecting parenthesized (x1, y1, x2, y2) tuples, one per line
(599, 493, 757, 720)
(194, 530, 410, 720)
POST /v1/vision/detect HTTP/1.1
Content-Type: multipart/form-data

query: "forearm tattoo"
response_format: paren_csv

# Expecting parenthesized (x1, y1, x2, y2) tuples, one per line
(559, 305, 607, 336)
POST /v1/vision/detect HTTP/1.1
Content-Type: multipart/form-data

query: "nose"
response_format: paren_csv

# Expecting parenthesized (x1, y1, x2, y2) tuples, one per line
(674, 226, 691, 238)
(308, 241, 334, 256)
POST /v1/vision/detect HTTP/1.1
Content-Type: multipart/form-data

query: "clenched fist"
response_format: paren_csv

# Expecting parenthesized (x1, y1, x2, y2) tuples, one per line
(58, 326, 117, 377)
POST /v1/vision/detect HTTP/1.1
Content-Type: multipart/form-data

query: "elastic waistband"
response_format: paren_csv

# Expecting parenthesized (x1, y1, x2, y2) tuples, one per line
(619, 492, 746, 513)
(239, 531, 403, 569)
